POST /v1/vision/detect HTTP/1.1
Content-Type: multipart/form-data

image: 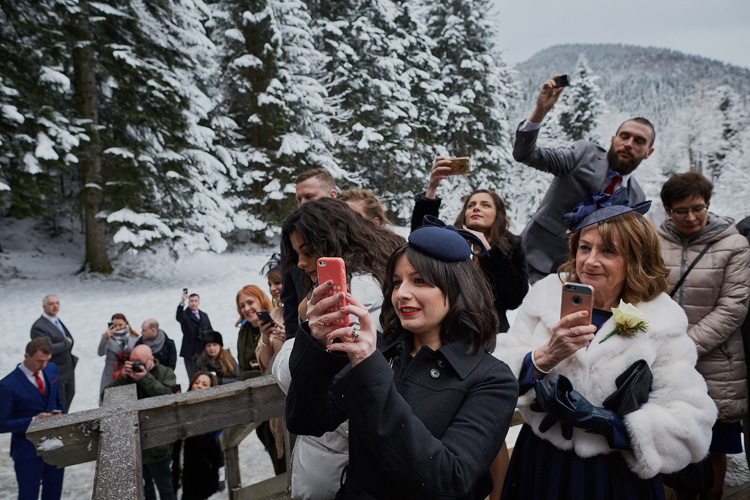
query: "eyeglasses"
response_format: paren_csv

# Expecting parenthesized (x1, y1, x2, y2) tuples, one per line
(670, 206, 708, 217)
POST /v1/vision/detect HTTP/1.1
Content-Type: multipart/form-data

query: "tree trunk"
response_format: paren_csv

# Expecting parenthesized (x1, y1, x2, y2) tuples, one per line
(70, 0, 112, 273)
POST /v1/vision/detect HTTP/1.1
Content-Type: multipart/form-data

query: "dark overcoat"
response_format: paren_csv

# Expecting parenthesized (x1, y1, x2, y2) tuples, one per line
(286, 324, 519, 500)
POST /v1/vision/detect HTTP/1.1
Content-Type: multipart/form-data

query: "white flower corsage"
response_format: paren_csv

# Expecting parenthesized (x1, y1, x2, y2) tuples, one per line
(599, 299, 648, 343)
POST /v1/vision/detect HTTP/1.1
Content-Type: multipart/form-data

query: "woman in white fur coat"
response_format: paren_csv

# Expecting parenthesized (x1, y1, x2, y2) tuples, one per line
(497, 195, 717, 500)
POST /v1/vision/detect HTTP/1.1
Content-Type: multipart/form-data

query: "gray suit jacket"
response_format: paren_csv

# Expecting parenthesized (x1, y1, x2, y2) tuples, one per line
(514, 124, 645, 278)
(30, 316, 77, 382)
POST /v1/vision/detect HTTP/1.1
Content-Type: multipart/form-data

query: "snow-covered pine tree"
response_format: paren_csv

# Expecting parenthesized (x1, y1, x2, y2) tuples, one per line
(705, 85, 749, 219)
(420, 0, 515, 220)
(0, 1, 87, 226)
(309, 0, 435, 221)
(208, 0, 338, 238)
(558, 54, 604, 144)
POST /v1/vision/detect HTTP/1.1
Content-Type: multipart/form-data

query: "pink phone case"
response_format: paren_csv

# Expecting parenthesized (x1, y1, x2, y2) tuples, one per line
(317, 257, 349, 326)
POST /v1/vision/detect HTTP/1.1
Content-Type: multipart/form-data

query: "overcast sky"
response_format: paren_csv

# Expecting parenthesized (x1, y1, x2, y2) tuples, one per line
(490, 0, 750, 70)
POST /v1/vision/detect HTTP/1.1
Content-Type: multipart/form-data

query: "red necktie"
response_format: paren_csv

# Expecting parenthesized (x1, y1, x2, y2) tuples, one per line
(34, 371, 45, 395)
(604, 175, 622, 195)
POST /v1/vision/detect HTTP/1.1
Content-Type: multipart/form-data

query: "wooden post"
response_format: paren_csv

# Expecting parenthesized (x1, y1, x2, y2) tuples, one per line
(93, 384, 143, 499)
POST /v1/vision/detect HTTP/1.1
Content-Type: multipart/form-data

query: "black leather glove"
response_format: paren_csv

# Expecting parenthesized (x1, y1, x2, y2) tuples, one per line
(602, 360, 652, 416)
(531, 375, 616, 439)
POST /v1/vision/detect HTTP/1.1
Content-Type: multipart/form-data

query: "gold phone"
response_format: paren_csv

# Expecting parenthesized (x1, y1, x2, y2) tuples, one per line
(560, 282, 593, 324)
(447, 157, 470, 175)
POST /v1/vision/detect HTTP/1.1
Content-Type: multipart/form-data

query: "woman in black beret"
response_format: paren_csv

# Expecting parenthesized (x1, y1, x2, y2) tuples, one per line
(285, 220, 519, 499)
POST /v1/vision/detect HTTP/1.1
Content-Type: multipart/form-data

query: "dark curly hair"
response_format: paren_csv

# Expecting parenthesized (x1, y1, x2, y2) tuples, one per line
(282, 198, 404, 293)
(380, 244, 499, 355)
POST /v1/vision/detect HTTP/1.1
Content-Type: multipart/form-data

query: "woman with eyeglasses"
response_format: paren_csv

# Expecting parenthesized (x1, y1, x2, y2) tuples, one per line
(658, 171, 750, 500)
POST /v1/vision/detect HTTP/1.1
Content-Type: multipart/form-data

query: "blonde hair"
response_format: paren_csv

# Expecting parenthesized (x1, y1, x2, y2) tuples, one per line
(339, 188, 391, 226)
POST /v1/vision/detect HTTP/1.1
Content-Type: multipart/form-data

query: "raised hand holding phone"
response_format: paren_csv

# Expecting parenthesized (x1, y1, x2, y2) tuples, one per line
(317, 258, 349, 327)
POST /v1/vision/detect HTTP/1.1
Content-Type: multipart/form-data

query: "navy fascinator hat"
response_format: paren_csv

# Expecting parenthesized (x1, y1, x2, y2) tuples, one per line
(408, 215, 489, 261)
(564, 191, 651, 233)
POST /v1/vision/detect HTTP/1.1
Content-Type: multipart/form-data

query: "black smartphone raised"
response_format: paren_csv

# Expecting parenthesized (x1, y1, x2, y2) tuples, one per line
(183, 287, 188, 294)
(107, 322, 114, 328)
(554, 75, 570, 88)
(257, 310, 273, 325)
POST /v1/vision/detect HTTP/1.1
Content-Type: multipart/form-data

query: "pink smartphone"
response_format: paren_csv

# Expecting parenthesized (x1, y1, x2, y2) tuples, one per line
(317, 257, 349, 326)
(560, 282, 593, 324)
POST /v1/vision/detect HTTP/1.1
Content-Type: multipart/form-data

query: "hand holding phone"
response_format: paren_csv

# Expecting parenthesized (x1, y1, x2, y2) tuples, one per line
(317, 258, 349, 327)
(554, 75, 570, 88)
(447, 157, 470, 176)
(257, 311, 273, 325)
(560, 282, 593, 324)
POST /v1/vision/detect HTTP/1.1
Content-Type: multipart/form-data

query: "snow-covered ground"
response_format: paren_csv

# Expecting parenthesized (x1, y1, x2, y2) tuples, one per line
(1, 217, 748, 498)
(0, 218, 277, 499)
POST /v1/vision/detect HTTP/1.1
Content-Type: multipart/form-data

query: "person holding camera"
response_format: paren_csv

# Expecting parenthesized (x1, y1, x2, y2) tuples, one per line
(515, 75, 654, 283)
(105, 344, 177, 500)
(98, 313, 140, 400)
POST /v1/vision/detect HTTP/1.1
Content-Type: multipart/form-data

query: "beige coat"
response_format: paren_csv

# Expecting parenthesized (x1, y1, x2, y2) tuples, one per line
(658, 215, 750, 422)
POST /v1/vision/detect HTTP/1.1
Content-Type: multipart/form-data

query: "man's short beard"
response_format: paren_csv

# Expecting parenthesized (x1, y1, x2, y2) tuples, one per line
(607, 147, 642, 176)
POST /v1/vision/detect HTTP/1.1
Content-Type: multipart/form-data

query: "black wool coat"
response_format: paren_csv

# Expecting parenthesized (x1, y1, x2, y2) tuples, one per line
(286, 324, 519, 500)
(175, 305, 213, 359)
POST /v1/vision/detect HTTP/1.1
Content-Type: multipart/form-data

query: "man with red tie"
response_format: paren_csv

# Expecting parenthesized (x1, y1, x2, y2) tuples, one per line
(0, 338, 65, 500)
(514, 75, 655, 283)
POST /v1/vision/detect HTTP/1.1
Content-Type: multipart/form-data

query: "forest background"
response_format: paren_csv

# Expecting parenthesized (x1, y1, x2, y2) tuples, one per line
(1, 0, 749, 274)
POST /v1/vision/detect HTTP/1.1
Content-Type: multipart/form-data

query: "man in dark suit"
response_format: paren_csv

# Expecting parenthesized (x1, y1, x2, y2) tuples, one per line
(176, 291, 212, 378)
(30, 294, 77, 411)
(514, 75, 654, 283)
(136, 319, 177, 370)
(0, 338, 65, 500)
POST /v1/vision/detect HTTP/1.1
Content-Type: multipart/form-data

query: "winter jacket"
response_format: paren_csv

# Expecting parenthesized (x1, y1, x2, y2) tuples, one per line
(658, 215, 750, 421)
(196, 353, 240, 385)
(410, 192, 529, 331)
(182, 431, 221, 500)
(496, 274, 717, 479)
(106, 362, 177, 464)
(175, 305, 213, 360)
(286, 323, 518, 500)
(97, 331, 140, 398)
(237, 321, 262, 381)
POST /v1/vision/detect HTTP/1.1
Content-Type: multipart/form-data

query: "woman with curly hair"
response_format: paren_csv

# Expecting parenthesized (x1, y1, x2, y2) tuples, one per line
(272, 197, 404, 499)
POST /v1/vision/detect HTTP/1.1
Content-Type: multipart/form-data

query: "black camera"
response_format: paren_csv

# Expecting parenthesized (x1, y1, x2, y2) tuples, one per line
(131, 361, 146, 373)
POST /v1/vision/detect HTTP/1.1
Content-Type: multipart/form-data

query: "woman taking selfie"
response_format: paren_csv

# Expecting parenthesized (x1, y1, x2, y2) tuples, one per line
(273, 197, 403, 499)
(496, 194, 717, 499)
(411, 156, 528, 333)
(285, 221, 518, 499)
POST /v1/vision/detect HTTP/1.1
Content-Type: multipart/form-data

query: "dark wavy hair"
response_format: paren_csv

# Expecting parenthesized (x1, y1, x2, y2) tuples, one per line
(282, 198, 405, 293)
(380, 244, 499, 355)
(558, 212, 669, 304)
(453, 189, 512, 254)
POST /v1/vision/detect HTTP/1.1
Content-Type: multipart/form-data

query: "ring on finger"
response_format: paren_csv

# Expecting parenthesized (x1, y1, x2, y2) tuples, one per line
(351, 324, 360, 341)
(276, 328, 281, 334)
(571, 327, 578, 336)
(316, 318, 325, 328)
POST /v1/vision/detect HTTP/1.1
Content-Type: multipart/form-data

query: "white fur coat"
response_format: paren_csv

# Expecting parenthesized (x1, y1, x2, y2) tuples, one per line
(496, 275, 717, 479)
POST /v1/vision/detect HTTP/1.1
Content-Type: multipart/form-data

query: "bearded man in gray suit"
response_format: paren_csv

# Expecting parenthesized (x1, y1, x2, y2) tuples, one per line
(30, 294, 77, 411)
(515, 75, 655, 283)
